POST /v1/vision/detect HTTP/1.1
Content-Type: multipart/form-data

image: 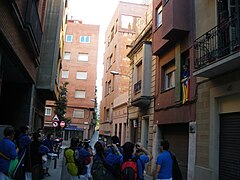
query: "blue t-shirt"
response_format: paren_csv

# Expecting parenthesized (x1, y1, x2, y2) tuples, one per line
(156, 150, 173, 179)
(17, 134, 31, 157)
(0, 137, 17, 174)
(121, 155, 150, 179)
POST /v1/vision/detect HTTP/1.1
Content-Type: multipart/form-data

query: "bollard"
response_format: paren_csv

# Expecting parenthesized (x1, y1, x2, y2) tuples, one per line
(54, 157, 57, 169)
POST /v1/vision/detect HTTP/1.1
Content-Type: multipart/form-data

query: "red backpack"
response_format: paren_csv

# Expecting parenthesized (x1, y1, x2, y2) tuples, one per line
(121, 156, 139, 180)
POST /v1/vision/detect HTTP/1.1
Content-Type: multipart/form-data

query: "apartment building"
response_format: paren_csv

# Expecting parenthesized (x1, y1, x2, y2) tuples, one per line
(127, 0, 154, 175)
(0, 0, 51, 130)
(194, 1, 240, 179)
(99, 1, 148, 144)
(56, 20, 99, 140)
(152, 0, 196, 179)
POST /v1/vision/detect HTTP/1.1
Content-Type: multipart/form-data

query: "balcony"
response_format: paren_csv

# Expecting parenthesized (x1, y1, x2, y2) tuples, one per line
(161, 0, 190, 41)
(194, 16, 240, 78)
(134, 80, 142, 94)
(131, 41, 152, 108)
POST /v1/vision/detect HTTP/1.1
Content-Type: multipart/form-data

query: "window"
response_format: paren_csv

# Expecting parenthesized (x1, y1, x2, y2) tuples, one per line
(108, 54, 113, 69)
(62, 70, 69, 79)
(156, 5, 162, 28)
(134, 61, 142, 94)
(64, 52, 71, 60)
(121, 15, 134, 29)
(110, 26, 114, 41)
(45, 107, 52, 116)
(163, 62, 175, 90)
(107, 81, 111, 94)
(80, 36, 90, 43)
(73, 109, 84, 118)
(78, 53, 88, 61)
(76, 72, 87, 79)
(137, 61, 142, 81)
(75, 90, 86, 98)
(66, 35, 73, 42)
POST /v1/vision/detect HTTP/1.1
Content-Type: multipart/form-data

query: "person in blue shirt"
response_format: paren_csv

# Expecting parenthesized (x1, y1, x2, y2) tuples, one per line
(121, 141, 153, 180)
(0, 127, 18, 180)
(155, 140, 173, 180)
(42, 133, 55, 176)
(16, 126, 31, 158)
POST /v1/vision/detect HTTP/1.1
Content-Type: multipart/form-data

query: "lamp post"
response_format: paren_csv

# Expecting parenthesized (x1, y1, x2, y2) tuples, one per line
(110, 70, 130, 78)
(110, 70, 130, 144)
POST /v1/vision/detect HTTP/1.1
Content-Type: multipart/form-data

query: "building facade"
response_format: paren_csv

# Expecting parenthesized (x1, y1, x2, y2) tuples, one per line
(0, 0, 50, 130)
(194, 1, 240, 179)
(152, 0, 196, 179)
(99, 1, 148, 144)
(53, 20, 99, 140)
(43, 0, 68, 133)
(127, 0, 154, 175)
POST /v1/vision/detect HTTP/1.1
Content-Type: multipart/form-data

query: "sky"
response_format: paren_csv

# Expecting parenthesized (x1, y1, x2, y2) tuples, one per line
(68, 0, 144, 104)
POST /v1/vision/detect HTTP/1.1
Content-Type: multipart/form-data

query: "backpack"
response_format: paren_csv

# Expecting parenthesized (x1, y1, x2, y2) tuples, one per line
(168, 151, 183, 180)
(64, 148, 85, 176)
(91, 159, 115, 180)
(121, 156, 139, 180)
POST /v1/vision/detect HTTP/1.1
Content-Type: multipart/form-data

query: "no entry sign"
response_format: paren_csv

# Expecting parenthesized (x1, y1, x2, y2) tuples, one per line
(60, 121, 65, 128)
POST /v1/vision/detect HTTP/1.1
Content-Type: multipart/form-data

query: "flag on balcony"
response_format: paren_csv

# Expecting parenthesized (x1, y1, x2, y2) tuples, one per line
(181, 65, 190, 104)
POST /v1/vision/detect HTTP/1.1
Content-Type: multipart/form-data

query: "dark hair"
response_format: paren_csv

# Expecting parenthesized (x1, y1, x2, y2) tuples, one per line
(47, 133, 53, 139)
(32, 132, 41, 141)
(161, 140, 170, 150)
(122, 142, 134, 161)
(111, 135, 120, 145)
(3, 127, 15, 137)
(19, 126, 29, 134)
(94, 141, 105, 159)
(70, 137, 79, 148)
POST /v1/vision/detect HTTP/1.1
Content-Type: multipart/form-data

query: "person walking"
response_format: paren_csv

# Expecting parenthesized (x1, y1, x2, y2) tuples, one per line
(42, 133, 55, 176)
(0, 127, 18, 180)
(154, 140, 173, 180)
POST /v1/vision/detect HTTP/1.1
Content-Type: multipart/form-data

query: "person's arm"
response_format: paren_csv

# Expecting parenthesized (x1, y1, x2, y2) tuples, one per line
(112, 144, 122, 156)
(9, 142, 18, 159)
(137, 144, 153, 161)
(154, 164, 161, 180)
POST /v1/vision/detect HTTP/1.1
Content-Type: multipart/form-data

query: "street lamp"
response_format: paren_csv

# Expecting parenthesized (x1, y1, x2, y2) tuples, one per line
(110, 70, 130, 78)
(110, 70, 120, 75)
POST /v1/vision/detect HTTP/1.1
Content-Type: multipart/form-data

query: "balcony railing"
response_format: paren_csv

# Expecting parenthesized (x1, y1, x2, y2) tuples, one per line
(194, 16, 240, 69)
(134, 80, 142, 94)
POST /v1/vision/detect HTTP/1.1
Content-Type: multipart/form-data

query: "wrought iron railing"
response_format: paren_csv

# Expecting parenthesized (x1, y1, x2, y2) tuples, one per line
(134, 80, 142, 94)
(194, 16, 240, 69)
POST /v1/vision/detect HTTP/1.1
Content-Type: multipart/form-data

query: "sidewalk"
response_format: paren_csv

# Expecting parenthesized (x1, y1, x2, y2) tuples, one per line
(43, 140, 69, 180)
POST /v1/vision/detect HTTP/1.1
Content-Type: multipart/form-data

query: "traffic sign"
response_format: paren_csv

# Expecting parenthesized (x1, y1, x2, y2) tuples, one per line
(52, 114, 59, 121)
(60, 121, 65, 128)
(52, 121, 58, 128)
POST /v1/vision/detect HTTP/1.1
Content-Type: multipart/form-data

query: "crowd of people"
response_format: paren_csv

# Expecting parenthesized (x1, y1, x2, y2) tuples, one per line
(0, 126, 61, 180)
(0, 126, 181, 180)
(65, 135, 182, 180)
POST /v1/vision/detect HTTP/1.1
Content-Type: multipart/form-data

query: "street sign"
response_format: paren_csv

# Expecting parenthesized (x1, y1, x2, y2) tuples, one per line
(52, 114, 59, 121)
(60, 121, 65, 128)
(53, 121, 58, 128)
